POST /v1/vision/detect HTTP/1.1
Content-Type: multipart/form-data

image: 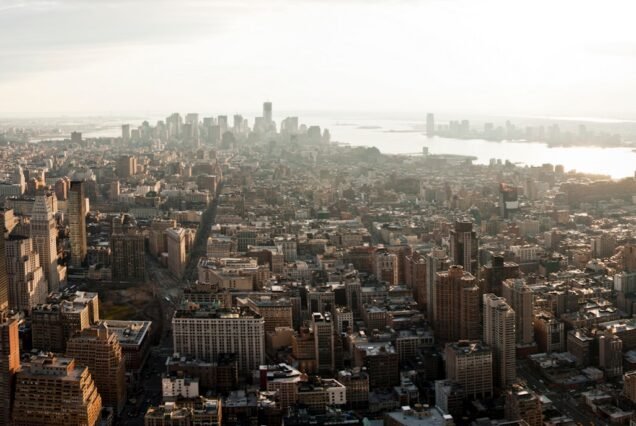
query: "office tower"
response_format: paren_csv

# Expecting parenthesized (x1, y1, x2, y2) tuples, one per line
(501, 278, 534, 346)
(444, 340, 493, 399)
(121, 124, 130, 143)
(433, 265, 480, 342)
(281, 116, 299, 134)
(233, 114, 243, 133)
(0, 318, 19, 425)
(185, 113, 200, 141)
(172, 304, 264, 372)
(217, 115, 228, 135)
(449, 219, 478, 274)
(0, 224, 8, 316)
(166, 227, 187, 278)
(592, 232, 616, 259)
(499, 183, 519, 219)
(313, 312, 335, 375)
(116, 155, 136, 178)
(263, 101, 273, 124)
(166, 112, 183, 138)
(426, 248, 450, 321)
(66, 324, 126, 414)
(6, 235, 48, 312)
(30, 194, 60, 291)
(110, 231, 145, 282)
(483, 294, 516, 389)
(504, 384, 542, 426)
(68, 181, 87, 268)
(12, 355, 102, 426)
(426, 113, 435, 136)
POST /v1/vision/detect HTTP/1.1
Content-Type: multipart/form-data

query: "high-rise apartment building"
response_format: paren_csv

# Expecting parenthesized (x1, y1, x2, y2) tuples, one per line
(313, 312, 335, 375)
(433, 265, 480, 342)
(449, 220, 478, 274)
(66, 324, 126, 414)
(444, 340, 493, 399)
(502, 278, 534, 346)
(483, 293, 516, 389)
(172, 304, 265, 372)
(6, 235, 48, 312)
(166, 227, 187, 278)
(12, 355, 102, 426)
(30, 194, 60, 291)
(69, 181, 87, 268)
(0, 317, 19, 425)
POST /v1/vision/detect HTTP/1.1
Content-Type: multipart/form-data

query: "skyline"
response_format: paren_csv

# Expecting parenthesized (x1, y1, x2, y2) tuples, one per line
(2, 0, 636, 118)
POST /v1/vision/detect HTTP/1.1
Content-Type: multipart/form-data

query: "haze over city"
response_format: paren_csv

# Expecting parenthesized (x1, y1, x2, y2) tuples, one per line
(2, 0, 636, 119)
(3, 2, 636, 426)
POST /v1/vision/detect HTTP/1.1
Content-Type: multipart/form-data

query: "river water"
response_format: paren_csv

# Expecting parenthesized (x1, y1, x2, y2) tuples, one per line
(310, 118, 636, 180)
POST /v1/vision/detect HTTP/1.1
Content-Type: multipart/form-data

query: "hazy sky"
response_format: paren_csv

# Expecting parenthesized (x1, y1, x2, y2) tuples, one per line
(1, 0, 636, 118)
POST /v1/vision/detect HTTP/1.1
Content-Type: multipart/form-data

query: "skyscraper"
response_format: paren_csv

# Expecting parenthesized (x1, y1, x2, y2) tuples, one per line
(121, 124, 130, 143)
(263, 101, 273, 124)
(433, 265, 480, 342)
(449, 219, 478, 274)
(502, 278, 534, 346)
(6, 235, 48, 312)
(30, 194, 60, 291)
(0, 223, 9, 316)
(0, 317, 19, 425)
(66, 324, 127, 414)
(483, 293, 516, 389)
(426, 248, 450, 322)
(110, 231, 146, 282)
(313, 312, 335, 375)
(69, 181, 87, 268)
(426, 113, 435, 136)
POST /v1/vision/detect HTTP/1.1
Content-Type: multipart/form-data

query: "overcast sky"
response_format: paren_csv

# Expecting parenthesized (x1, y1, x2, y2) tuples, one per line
(1, 0, 636, 118)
